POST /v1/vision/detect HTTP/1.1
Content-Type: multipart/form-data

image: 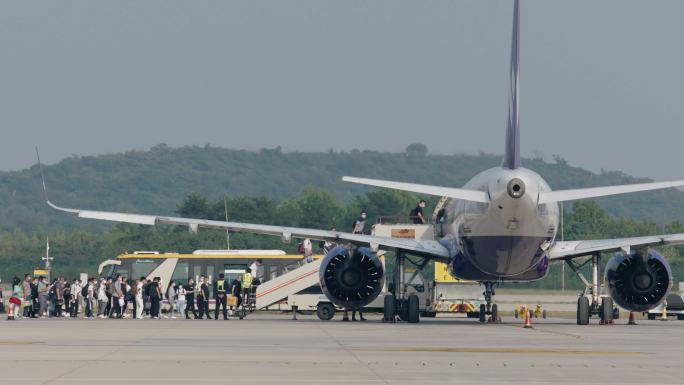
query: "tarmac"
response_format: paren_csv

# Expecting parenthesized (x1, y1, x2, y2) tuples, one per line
(1, 313, 683, 385)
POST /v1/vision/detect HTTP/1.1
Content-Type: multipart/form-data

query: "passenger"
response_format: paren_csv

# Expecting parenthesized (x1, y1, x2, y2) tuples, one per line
(69, 278, 81, 317)
(176, 282, 186, 318)
(213, 273, 229, 320)
(62, 282, 71, 318)
(54, 277, 65, 317)
(85, 278, 95, 319)
(321, 227, 338, 254)
(411, 200, 427, 224)
(149, 277, 162, 319)
(104, 277, 113, 317)
(196, 276, 210, 320)
(37, 276, 48, 318)
(300, 239, 314, 264)
(166, 279, 177, 319)
(231, 275, 242, 310)
(30, 277, 39, 318)
(141, 277, 150, 317)
(184, 278, 198, 319)
(7, 277, 22, 320)
(121, 277, 131, 317)
(97, 278, 108, 318)
(352, 210, 367, 234)
(249, 259, 264, 283)
(135, 279, 144, 319)
(22, 274, 33, 318)
(112, 275, 123, 319)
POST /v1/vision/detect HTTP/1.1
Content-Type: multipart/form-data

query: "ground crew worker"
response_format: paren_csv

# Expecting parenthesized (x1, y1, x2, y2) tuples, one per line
(242, 268, 253, 309)
(196, 276, 209, 320)
(213, 273, 229, 320)
(185, 277, 198, 319)
(352, 210, 367, 234)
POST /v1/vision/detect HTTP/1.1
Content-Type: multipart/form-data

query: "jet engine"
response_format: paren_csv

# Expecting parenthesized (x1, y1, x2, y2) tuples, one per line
(604, 250, 672, 312)
(319, 246, 384, 309)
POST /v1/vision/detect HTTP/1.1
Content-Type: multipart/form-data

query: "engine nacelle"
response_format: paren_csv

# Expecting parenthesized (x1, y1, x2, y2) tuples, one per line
(319, 246, 384, 309)
(604, 250, 672, 312)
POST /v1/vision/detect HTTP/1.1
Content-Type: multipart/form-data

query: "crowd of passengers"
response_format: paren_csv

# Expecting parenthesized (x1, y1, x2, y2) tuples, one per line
(4, 270, 254, 321)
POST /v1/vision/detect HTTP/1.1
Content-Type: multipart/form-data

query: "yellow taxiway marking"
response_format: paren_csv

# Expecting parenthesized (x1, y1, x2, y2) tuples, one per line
(360, 347, 644, 356)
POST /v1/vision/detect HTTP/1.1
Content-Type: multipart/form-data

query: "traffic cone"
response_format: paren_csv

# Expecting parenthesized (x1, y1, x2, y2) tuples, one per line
(523, 306, 533, 329)
(661, 304, 668, 321)
(628, 312, 637, 325)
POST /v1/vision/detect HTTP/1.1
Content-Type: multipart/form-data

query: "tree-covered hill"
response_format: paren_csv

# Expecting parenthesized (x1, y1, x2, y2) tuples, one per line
(2, 143, 684, 231)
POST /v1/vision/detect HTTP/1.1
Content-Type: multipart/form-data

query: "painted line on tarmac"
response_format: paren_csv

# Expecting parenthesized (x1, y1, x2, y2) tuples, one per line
(0, 340, 43, 345)
(358, 347, 644, 356)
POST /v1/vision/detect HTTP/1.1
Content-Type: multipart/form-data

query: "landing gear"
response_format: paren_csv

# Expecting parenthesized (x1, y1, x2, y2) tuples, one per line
(567, 253, 618, 325)
(478, 281, 499, 323)
(384, 251, 423, 323)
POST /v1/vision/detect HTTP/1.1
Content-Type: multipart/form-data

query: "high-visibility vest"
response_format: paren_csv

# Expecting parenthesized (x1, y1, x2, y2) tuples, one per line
(217, 280, 226, 293)
(243, 273, 253, 289)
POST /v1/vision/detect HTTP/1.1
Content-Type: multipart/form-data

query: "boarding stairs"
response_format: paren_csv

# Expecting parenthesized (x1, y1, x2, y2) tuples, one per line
(253, 258, 322, 310)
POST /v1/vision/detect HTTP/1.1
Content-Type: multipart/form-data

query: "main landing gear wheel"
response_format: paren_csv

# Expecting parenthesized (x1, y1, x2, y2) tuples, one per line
(407, 294, 420, 324)
(479, 304, 486, 323)
(316, 303, 335, 321)
(577, 296, 590, 325)
(383, 293, 396, 322)
(491, 303, 499, 323)
(601, 297, 614, 324)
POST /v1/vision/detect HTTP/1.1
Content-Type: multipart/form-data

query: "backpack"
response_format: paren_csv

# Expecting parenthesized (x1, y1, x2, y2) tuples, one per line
(81, 285, 88, 297)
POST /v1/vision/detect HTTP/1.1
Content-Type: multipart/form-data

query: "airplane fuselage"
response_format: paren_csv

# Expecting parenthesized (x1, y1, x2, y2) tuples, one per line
(442, 166, 559, 282)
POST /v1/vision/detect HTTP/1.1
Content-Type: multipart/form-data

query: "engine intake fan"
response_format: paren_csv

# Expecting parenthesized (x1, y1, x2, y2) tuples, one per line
(319, 246, 384, 309)
(605, 249, 672, 312)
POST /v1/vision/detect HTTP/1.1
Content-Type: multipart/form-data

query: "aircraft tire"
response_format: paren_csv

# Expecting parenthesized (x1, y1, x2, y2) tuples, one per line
(601, 297, 614, 323)
(577, 297, 590, 325)
(407, 294, 419, 324)
(383, 294, 396, 322)
(479, 304, 486, 323)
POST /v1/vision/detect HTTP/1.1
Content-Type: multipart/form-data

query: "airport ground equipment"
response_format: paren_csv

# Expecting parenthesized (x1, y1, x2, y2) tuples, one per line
(646, 294, 684, 320)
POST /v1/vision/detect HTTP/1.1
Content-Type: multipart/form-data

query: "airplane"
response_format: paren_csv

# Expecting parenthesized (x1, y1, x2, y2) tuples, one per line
(40, 0, 684, 325)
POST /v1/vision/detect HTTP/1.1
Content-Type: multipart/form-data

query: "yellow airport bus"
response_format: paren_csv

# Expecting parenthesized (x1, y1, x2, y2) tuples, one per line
(98, 249, 318, 297)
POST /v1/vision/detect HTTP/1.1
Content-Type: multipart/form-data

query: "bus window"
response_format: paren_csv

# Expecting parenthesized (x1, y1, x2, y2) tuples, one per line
(132, 259, 159, 280)
(223, 264, 246, 283)
(206, 265, 214, 297)
(172, 262, 190, 283)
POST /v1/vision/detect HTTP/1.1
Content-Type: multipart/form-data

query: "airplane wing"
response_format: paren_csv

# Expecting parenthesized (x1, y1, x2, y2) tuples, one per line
(548, 234, 684, 260)
(342, 177, 489, 203)
(46, 200, 451, 260)
(538, 180, 684, 204)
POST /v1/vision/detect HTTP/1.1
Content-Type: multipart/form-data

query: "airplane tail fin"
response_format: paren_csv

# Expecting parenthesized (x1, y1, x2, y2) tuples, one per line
(502, 0, 521, 170)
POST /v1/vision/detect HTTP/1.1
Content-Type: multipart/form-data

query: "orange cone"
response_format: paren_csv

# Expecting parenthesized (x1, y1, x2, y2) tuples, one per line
(628, 312, 637, 325)
(523, 306, 533, 328)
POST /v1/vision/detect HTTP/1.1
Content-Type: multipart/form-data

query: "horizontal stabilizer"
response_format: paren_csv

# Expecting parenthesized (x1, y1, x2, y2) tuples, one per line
(342, 176, 489, 203)
(538, 180, 684, 204)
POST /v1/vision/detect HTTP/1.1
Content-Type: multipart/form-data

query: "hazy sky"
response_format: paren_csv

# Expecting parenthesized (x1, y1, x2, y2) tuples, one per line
(2, 1, 683, 180)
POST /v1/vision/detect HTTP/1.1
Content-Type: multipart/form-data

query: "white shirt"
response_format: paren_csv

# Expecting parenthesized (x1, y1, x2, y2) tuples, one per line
(177, 286, 186, 301)
(97, 284, 107, 301)
(136, 282, 143, 300)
